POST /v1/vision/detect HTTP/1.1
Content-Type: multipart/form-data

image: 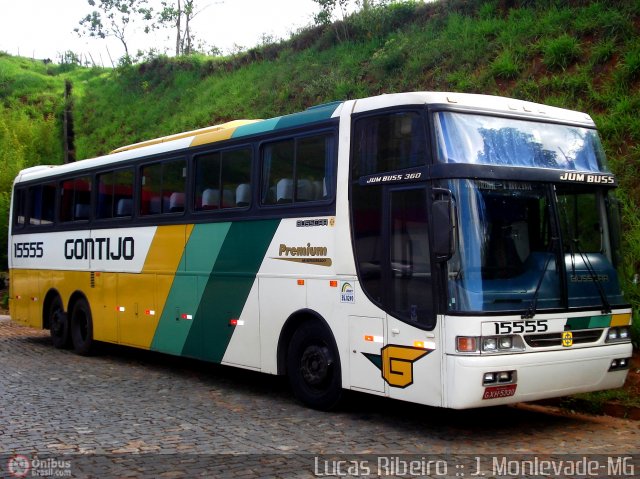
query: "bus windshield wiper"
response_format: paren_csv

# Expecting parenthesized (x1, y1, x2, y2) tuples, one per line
(572, 239, 611, 314)
(522, 242, 556, 319)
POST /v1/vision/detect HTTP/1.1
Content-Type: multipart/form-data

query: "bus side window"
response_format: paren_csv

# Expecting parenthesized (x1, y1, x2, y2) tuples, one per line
(261, 133, 334, 206)
(140, 159, 185, 215)
(27, 182, 56, 226)
(60, 176, 91, 222)
(13, 188, 27, 229)
(194, 147, 252, 211)
(262, 140, 294, 205)
(221, 148, 251, 208)
(194, 151, 222, 210)
(97, 168, 134, 219)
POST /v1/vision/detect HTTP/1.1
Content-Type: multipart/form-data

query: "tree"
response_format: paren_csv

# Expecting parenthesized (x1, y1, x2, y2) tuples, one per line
(312, 0, 390, 25)
(158, 0, 210, 56)
(76, 0, 154, 62)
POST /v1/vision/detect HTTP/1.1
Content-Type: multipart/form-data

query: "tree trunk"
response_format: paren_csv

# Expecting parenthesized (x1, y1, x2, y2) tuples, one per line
(176, 0, 182, 56)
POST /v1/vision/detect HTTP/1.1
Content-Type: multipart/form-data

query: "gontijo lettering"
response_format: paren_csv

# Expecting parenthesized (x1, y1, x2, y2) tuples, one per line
(64, 237, 135, 260)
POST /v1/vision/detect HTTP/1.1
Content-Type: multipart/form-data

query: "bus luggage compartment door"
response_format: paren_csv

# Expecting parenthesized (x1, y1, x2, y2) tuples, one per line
(348, 316, 386, 393)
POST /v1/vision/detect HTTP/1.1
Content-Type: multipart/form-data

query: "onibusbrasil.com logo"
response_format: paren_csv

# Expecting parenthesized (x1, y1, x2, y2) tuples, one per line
(7, 455, 71, 478)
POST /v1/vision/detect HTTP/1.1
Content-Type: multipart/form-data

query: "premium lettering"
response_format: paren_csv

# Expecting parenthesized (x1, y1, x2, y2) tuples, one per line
(279, 243, 327, 257)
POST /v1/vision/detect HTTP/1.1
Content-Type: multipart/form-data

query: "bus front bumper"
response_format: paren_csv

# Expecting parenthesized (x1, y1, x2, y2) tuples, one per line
(444, 343, 632, 409)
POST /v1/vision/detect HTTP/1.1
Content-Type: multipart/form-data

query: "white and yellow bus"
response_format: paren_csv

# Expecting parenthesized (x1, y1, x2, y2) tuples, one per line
(9, 92, 633, 409)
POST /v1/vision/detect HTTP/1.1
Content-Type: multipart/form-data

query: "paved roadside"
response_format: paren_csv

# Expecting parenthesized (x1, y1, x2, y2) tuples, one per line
(1, 316, 638, 478)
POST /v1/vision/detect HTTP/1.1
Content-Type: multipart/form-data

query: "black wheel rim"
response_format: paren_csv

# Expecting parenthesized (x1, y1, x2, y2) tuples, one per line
(300, 344, 333, 388)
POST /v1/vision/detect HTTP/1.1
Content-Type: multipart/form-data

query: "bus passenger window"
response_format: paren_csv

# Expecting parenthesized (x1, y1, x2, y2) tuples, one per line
(261, 133, 334, 206)
(28, 182, 56, 226)
(140, 159, 186, 215)
(262, 140, 294, 205)
(12, 188, 27, 229)
(221, 148, 251, 208)
(297, 135, 330, 201)
(194, 152, 221, 210)
(194, 147, 252, 211)
(60, 176, 91, 222)
(97, 168, 134, 219)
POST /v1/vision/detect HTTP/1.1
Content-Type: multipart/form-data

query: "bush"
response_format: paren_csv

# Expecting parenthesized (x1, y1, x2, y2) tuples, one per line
(543, 34, 581, 70)
(490, 49, 521, 79)
(618, 44, 640, 84)
(0, 192, 9, 270)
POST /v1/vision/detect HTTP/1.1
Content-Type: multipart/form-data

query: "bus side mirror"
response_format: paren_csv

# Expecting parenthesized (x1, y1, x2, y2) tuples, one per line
(432, 189, 455, 262)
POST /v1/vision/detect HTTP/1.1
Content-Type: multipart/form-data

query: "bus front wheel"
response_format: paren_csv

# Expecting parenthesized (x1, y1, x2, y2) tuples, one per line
(49, 295, 71, 349)
(70, 298, 94, 356)
(287, 321, 342, 410)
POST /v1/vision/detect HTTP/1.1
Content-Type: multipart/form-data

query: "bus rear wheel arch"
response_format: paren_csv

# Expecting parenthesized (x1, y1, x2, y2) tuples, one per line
(69, 295, 95, 356)
(286, 318, 342, 410)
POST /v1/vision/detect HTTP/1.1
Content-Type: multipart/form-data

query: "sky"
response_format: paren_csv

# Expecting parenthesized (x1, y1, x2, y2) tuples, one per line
(0, 0, 323, 65)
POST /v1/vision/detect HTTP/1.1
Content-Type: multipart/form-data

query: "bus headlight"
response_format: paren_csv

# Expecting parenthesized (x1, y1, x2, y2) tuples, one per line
(481, 336, 520, 352)
(606, 327, 630, 343)
(456, 336, 524, 354)
(483, 338, 498, 351)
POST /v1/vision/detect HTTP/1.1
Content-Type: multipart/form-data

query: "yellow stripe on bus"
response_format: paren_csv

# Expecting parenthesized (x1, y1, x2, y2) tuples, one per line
(610, 313, 632, 327)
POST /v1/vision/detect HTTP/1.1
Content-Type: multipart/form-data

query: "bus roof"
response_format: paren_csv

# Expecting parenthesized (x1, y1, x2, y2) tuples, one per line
(14, 92, 595, 185)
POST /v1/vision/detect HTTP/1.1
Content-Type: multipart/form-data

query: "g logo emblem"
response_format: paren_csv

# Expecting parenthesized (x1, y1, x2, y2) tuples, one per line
(381, 345, 431, 388)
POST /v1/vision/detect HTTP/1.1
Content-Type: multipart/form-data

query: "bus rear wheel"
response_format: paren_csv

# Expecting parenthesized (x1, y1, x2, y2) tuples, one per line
(287, 321, 342, 410)
(49, 295, 70, 349)
(70, 298, 94, 356)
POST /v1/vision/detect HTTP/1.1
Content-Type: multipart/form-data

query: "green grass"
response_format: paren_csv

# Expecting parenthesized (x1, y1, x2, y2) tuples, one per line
(542, 34, 581, 71)
(559, 388, 640, 416)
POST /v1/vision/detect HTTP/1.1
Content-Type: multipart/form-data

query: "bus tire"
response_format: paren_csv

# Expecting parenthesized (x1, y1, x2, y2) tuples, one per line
(70, 297, 94, 356)
(287, 321, 342, 410)
(49, 295, 71, 349)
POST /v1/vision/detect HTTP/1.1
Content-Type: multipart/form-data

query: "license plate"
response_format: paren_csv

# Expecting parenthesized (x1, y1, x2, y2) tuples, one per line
(483, 384, 517, 400)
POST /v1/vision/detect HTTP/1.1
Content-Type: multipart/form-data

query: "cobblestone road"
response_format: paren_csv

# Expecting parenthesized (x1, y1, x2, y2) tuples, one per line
(1, 317, 638, 478)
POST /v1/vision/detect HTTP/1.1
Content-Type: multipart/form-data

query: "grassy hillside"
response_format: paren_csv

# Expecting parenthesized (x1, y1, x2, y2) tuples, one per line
(1, 0, 640, 341)
(0, 54, 107, 270)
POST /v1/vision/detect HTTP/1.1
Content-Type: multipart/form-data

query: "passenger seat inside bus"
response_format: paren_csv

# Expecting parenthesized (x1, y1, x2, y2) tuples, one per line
(116, 199, 132, 217)
(236, 184, 250, 207)
(276, 179, 293, 203)
(75, 203, 91, 220)
(169, 192, 185, 212)
(202, 189, 234, 209)
(202, 188, 219, 209)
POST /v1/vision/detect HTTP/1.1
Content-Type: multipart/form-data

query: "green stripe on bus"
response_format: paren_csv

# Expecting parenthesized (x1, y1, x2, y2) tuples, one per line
(181, 219, 280, 362)
(274, 103, 340, 130)
(232, 118, 280, 138)
(566, 315, 611, 330)
(151, 222, 232, 354)
(231, 103, 340, 139)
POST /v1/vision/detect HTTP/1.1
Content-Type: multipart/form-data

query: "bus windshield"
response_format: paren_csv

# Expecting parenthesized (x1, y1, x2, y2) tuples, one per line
(446, 180, 626, 314)
(433, 111, 609, 172)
